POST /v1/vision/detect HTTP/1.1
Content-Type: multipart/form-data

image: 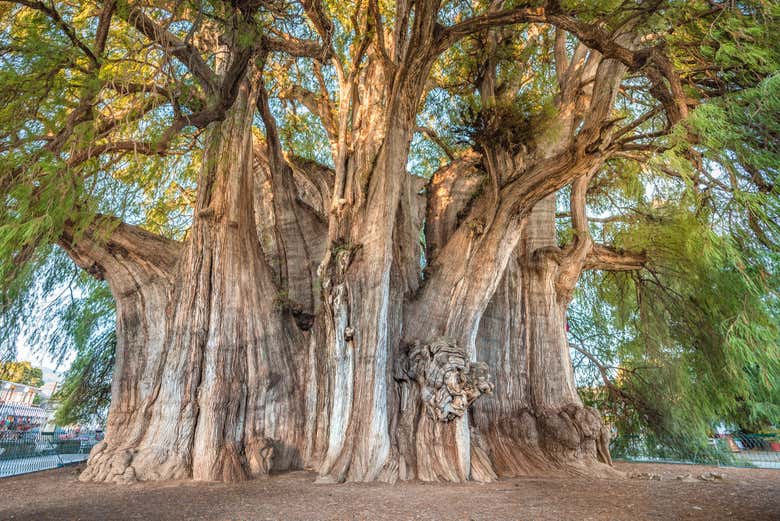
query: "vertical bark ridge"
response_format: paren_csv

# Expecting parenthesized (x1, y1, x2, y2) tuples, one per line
(77, 72, 307, 483)
(182, 73, 304, 481)
(469, 198, 617, 480)
(61, 222, 181, 483)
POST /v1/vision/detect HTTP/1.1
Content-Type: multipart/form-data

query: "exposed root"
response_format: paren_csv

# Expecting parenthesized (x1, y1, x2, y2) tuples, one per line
(471, 405, 623, 480)
(79, 442, 191, 484)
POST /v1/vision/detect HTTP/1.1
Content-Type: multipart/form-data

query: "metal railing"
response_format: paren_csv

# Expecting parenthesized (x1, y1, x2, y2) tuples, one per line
(0, 431, 101, 478)
(611, 433, 780, 469)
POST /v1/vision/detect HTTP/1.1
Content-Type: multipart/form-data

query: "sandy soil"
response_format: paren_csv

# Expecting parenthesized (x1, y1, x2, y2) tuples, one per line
(1, 462, 778, 520)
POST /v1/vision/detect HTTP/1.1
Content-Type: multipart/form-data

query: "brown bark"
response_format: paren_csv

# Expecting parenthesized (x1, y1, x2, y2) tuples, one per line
(68, 72, 307, 483)
(305, 7, 447, 479)
(467, 199, 617, 481)
(53, 5, 664, 487)
(60, 220, 181, 483)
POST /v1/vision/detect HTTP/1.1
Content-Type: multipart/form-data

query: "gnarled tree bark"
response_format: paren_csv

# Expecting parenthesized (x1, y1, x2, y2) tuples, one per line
(50, 2, 665, 487)
(66, 72, 308, 483)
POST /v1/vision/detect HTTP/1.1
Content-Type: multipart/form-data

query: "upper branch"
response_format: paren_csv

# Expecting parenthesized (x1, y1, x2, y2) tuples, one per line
(434, 6, 544, 54)
(9, 0, 100, 66)
(123, 5, 218, 96)
(433, 2, 691, 126)
(262, 33, 329, 60)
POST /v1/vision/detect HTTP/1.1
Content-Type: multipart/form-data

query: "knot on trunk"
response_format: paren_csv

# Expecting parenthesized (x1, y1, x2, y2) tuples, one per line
(403, 337, 493, 422)
(246, 437, 276, 476)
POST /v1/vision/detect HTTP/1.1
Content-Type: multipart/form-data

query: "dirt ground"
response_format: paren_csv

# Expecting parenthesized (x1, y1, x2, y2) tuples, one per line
(0, 461, 778, 521)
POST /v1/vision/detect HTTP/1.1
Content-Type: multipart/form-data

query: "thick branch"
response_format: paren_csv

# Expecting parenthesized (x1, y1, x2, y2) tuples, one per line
(263, 34, 328, 60)
(584, 244, 647, 271)
(59, 216, 181, 292)
(435, 7, 544, 54)
(555, 172, 595, 303)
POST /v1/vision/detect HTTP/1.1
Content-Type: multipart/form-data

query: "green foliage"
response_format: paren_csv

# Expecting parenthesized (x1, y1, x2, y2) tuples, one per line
(681, 72, 780, 249)
(570, 204, 780, 454)
(565, 2, 780, 456)
(54, 330, 115, 427)
(456, 94, 554, 155)
(0, 360, 43, 386)
(0, 1, 196, 364)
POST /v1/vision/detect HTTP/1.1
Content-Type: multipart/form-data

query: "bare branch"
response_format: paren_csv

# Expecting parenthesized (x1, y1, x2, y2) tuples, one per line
(262, 33, 328, 60)
(416, 126, 455, 161)
(278, 84, 337, 140)
(584, 244, 647, 272)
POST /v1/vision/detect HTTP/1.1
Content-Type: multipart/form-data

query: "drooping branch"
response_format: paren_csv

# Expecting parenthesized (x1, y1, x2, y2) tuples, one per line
(8, 0, 100, 66)
(569, 342, 627, 406)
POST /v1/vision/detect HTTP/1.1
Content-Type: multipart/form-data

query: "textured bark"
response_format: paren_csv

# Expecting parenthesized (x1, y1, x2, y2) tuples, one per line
(69, 73, 307, 483)
(21, 0, 700, 493)
(58, 15, 646, 487)
(253, 140, 331, 325)
(60, 221, 181, 483)
(469, 199, 615, 481)
(305, 19, 444, 479)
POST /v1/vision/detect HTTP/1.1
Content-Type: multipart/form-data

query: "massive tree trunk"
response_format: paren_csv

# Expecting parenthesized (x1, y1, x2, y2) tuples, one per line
(470, 197, 614, 481)
(57, 17, 644, 486)
(64, 73, 307, 483)
(60, 222, 182, 482)
(5, 0, 695, 492)
(66, 97, 620, 486)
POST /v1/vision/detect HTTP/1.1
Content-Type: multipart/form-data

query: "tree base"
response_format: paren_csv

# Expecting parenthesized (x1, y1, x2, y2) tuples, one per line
(471, 404, 622, 481)
(79, 442, 191, 484)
